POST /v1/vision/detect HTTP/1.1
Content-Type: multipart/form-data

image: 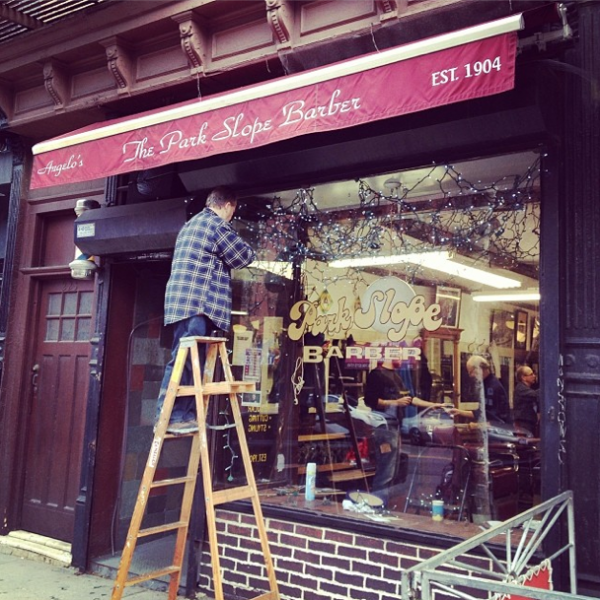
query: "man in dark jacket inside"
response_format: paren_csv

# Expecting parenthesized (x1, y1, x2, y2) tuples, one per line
(513, 365, 539, 435)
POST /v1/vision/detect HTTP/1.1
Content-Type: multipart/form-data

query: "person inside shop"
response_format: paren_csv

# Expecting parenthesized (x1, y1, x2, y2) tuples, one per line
(364, 356, 441, 503)
(448, 354, 511, 425)
(154, 186, 256, 435)
(297, 332, 329, 426)
(513, 365, 539, 436)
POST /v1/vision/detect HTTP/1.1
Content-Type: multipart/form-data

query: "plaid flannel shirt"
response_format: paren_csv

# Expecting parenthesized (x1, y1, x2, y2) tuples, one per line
(164, 208, 255, 330)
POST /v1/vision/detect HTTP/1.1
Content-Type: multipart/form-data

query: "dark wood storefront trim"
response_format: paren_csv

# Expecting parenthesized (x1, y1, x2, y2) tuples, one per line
(560, 2, 600, 589)
(0, 136, 26, 536)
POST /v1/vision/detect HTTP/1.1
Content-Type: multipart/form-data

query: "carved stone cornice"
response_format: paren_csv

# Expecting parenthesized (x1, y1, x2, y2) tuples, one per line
(101, 37, 134, 93)
(265, 0, 292, 48)
(42, 60, 69, 108)
(172, 11, 207, 75)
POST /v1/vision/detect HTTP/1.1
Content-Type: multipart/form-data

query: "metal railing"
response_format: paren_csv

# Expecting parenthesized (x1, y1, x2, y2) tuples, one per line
(401, 491, 594, 600)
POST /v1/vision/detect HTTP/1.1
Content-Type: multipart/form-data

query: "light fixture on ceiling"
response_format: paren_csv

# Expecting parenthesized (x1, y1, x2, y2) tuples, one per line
(329, 250, 522, 289)
(383, 177, 401, 193)
(472, 289, 540, 302)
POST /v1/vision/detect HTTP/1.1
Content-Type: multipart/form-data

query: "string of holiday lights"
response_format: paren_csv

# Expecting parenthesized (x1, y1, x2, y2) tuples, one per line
(244, 153, 541, 298)
(224, 154, 542, 482)
(206, 407, 239, 483)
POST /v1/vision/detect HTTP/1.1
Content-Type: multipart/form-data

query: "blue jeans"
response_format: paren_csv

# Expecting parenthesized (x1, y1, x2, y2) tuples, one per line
(155, 314, 216, 424)
(371, 426, 400, 504)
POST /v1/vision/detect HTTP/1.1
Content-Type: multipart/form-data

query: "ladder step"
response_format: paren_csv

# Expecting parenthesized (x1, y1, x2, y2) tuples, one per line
(125, 565, 181, 586)
(164, 430, 197, 439)
(298, 432, 348, 442)
(179, 335, 226, 346)
(150, 475, 195, 488)
(178, 381, 256, 395)
(213, 485, 254, 505)
(138, 521, 188, 537)
(248, 592, 279, 600)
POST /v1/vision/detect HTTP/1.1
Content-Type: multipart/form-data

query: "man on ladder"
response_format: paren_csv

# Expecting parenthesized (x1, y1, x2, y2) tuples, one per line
(111, 186, 280, 600)
(155, 185, 255, 435)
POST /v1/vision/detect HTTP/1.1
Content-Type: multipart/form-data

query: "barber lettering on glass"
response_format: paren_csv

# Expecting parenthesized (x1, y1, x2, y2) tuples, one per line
(288, 291, 441, 343)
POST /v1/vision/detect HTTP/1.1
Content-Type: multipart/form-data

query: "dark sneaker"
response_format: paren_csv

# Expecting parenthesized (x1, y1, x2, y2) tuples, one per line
(166, 420, 199, 435)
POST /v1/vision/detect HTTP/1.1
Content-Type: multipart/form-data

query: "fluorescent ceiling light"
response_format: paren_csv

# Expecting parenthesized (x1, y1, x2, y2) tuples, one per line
(329, 251, 522, 289)
(472, 289, 540, 302)
(250, 260, 294, 280)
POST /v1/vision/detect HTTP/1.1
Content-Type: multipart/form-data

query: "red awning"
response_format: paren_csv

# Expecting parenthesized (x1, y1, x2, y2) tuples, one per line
(31, 14, 523, 190)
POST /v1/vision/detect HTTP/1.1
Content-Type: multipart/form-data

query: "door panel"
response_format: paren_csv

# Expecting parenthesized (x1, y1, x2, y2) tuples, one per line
(21, 278, 94, 541)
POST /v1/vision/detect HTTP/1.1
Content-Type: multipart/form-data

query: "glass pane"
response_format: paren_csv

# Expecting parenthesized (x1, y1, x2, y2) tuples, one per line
(63, 292, 78, 315)
(47, 293, 62, 316)
(228, 151, 542, 527)
(45, 318, 59, 341)
(78, 291, 93, 316)
(61, 318, 75, 341)
(76, 317, 91, 341)
(142, 150, 541, 533)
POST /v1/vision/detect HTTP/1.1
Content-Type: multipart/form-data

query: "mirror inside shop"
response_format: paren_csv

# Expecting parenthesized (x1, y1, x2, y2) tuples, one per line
(221, 150, 541, 525)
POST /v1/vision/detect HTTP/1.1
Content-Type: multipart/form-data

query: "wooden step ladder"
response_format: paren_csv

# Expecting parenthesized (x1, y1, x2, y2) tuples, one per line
(111, 335, 280, 600)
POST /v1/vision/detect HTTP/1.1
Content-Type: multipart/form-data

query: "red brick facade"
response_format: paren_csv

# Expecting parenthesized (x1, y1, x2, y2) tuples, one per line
(199, 510, 488, 600)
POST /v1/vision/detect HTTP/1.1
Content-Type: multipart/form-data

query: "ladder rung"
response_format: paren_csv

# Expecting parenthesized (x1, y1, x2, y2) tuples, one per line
(179, 335, 226, 346)
(125, 565, 181, 586)
(248, 592, 279, 600)
(213, 485, 254, 505)
(150, 476, 195, 488)
(178, 381, 256, 395)
(298, 432, 348, 442)
(164, 430, 197, 439)
(138, 521, 188, 537)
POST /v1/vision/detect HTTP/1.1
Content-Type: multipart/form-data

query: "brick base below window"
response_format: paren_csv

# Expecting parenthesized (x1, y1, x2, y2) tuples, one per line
(196, 509, 442, 600)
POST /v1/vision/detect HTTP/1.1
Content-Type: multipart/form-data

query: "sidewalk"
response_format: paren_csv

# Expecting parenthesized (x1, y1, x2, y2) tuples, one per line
(0, 533, 208, 600)
(0, 552, 187, 600)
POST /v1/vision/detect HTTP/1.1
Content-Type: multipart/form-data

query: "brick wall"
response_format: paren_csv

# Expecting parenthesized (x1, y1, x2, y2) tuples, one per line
(197, 509, 482, 600)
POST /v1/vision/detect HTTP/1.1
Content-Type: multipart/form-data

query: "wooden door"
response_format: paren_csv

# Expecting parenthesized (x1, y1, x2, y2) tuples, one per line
(21, 277, 94, 542)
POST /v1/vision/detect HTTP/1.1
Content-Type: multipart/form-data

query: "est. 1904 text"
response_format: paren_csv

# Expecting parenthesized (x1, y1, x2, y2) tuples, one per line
(431, 56, 502, 87)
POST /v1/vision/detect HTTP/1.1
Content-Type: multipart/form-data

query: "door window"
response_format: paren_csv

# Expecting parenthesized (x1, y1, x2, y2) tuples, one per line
(45, 290, 93, 342)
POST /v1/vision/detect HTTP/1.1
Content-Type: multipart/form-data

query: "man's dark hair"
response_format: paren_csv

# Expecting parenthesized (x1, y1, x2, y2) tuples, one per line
(206, 186, 237, 208)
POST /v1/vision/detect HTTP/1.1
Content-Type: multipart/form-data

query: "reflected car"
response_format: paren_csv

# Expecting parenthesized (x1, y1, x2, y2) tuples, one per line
(400, 405, 454, 445)
(486, 419, 534, 443)
(400, 406, 534, 446)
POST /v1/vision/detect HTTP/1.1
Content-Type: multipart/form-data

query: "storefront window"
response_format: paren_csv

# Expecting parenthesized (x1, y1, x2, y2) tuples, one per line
(222, 150, 541, 527)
